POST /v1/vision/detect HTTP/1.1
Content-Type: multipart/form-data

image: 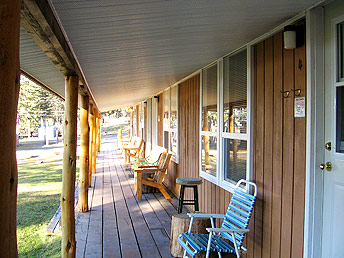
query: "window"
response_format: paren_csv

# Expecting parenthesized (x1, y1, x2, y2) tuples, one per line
(222, 49, 248, 184)
(139, 103, 144, 138)
(200, 64, 218, 180)
(336, 21, 344, 153)
(170, 86, 179, 159)
(199, 48, 251, 191)
(163, 89, 170, 150)
(163, 86, 179, 162)
(132, 106, 137, 136)
(338, 21, 344, 82)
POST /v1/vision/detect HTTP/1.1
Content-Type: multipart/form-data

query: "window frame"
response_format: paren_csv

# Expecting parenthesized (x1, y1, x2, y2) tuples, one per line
(199, 46, 253, 193)
(163, 86, 180, 163)
(199, 61, 220, 184)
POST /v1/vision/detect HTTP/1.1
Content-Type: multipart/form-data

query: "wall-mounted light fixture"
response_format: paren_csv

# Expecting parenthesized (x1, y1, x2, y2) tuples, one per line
(284, 25, 296, 49)
(153, 96, 159, 103)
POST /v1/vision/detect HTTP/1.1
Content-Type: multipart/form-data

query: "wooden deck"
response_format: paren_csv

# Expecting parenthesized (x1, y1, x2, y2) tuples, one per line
(75, 137, 179, 258)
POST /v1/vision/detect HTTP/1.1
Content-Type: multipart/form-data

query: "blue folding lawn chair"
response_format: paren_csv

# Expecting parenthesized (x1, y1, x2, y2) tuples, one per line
(177, 179, 257, 258)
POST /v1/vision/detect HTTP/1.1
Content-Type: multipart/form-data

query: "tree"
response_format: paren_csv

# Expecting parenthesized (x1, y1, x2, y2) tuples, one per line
(17, 75, 64, 136)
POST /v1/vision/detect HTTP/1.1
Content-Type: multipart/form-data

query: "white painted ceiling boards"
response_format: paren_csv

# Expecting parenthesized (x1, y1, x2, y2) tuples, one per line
(21, 0, 321, 111)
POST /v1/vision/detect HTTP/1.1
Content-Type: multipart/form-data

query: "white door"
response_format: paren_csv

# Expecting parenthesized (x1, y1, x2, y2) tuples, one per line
(322, 2, 344, 257)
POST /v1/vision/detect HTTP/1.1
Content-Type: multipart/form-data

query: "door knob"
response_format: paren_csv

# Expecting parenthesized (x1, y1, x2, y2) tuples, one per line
(319, 162, 332, 171)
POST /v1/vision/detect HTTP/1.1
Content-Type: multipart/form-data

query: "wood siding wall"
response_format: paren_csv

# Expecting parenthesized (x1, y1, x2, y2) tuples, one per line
(154, 30, 306, 258)
(251, 30, 306, 258)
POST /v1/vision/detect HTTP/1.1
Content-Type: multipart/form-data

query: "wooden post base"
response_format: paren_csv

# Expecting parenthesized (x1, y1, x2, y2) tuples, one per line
(170, 213, 212, 258)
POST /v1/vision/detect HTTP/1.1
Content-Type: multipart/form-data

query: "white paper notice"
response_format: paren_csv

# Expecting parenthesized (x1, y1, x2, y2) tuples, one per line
(294, 97, 305, 117)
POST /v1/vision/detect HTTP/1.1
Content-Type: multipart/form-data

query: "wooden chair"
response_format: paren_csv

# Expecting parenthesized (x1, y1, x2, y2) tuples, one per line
(123, 137, 144, 164)
(177, 180, 257, 258)
(134, 152, 172, 200)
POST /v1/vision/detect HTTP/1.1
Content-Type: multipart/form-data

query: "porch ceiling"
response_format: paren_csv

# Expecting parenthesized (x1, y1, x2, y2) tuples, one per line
(21, 0, 320, 111)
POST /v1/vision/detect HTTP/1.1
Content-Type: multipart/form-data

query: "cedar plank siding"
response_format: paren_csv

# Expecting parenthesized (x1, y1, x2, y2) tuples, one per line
(153, 29, 306, 258)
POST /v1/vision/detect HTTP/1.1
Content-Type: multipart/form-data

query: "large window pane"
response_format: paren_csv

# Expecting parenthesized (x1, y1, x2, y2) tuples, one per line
(201, 135, 217, 176)
(202, 64, 217, 132)
(170, 86, 178, 130)
(223, 138, 247, 183)
(338, 22, 344, 82)
(223, 50, 247, 133)
(163, 89, 170, 130)
(336, 86, 344, 153)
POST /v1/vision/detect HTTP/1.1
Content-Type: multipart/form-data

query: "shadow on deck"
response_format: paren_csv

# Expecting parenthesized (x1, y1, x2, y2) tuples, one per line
(75, 136, 179, 258)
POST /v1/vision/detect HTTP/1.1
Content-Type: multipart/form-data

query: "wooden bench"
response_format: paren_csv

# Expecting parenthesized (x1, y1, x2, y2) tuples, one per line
(123, 136, 144, 164)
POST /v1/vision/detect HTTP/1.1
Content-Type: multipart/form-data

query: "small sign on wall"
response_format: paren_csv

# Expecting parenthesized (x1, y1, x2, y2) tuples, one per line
(295, 97, 306, 117)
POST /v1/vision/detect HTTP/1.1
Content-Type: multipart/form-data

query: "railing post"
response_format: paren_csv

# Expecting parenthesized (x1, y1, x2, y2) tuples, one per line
(78, 94, 89, 212)
(61, 75, 78, 258)
(0, 0, 20, 256)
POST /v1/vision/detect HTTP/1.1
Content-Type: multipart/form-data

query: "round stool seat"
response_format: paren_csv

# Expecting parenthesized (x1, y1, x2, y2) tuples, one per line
(176, 177, 203, 186)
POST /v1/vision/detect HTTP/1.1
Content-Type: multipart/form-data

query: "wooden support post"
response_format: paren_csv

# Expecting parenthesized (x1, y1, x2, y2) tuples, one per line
(95, 113, 99, 153)
(88, 104, 94, 185)
(97, 115, 101, 152)
(61, 75, 78, 258)
(91, 109, 97, 174)
(0, 1, 20, 256)
(78, 94, 89, 212)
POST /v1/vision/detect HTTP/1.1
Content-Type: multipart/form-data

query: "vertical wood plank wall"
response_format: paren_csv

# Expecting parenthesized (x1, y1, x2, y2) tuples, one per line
(251, 30, 307, 258)
(152, 29, 306, 258)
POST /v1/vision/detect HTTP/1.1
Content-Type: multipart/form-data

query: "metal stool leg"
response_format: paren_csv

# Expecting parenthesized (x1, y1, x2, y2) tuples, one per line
(193, 185, 199, 211)
(178, 185, 185, 213)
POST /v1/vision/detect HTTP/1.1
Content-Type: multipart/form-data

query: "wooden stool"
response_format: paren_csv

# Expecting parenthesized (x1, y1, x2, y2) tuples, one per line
(176, 177, 203, 213)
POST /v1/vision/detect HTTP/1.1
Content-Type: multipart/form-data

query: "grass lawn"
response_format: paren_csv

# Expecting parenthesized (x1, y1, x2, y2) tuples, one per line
(17, 155, 72, 257)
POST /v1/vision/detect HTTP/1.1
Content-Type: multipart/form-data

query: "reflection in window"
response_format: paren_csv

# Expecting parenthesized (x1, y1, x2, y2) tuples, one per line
(201, 136, 217, 176)
(163, 89, 170, 130)
(223, 139, 247, 183)
(336, 86, 344, 153)
(170, 86, 178, 158)
(132, 106, 137, 136)
(223, 50, 247, 133)
(338, 22, 344, 82)
(170, 86, 178, 130)
(202, 64, 218, 132)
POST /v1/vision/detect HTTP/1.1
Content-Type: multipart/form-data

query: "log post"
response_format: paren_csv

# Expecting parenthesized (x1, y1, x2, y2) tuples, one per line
(0, 1, 20, 256)
(88, 104, 94, 185)
(78, 94, 89, 212)
(97, 115, 101, 152)
(91, 109, 97, 174)
(170, 213, 212, 257)
(61, 75, 78, 258)
(95, 113, 99, 153)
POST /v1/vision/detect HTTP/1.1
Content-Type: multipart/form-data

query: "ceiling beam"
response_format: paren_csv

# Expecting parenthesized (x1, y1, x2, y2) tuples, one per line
(20, 0, 98, 109)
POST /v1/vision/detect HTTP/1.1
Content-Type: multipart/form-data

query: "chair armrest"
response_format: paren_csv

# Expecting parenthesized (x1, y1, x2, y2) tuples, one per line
(206, 228, 249, 233)
(187, 213, 225, 219)
(123, 146, 139, 150)
(138, 165, 158, 168)
(135, 168, 165, 173)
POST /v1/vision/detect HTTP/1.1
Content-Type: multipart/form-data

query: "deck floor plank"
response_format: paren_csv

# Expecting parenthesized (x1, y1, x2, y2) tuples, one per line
(75, 138, 179, 258)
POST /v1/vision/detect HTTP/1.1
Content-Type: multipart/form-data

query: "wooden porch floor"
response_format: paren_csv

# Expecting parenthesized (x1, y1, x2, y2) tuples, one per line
(75, 136, 178, 258)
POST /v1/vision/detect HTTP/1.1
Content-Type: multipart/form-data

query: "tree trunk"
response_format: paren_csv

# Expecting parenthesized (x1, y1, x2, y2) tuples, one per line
(170, 213, 212, 258)
(61, 75, 78, 258)
(89, 104, 94, 184)
(91, 109, 97, 174)
(78, 94, 89, 212)
(0, 1, 20, 257)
